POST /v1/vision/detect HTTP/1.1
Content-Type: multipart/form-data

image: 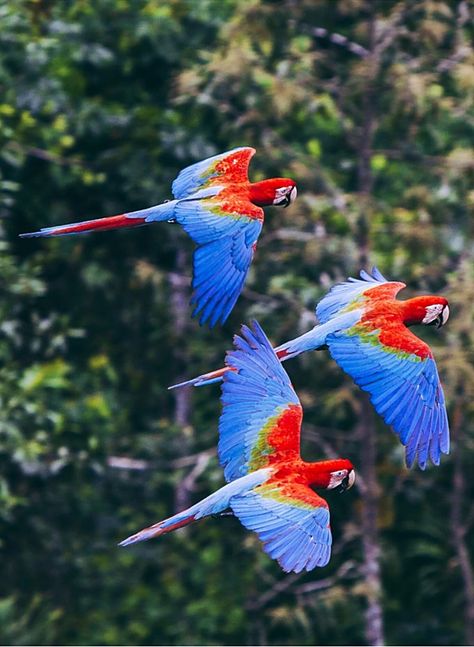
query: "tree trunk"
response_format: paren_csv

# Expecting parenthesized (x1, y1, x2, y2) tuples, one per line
(358, 400, 384, 646)
(450, 406, 474, 645)
(169, 247, 193, 511)
(356, 4, 385, 644)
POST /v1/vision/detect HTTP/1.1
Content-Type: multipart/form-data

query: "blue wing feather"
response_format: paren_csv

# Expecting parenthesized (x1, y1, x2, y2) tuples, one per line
(219, 321, 302, 482)
(327, 330, 449, 469)
(231, 486, 332, 573)
(172, 147, 255, 199)
(191, 226, 261, 327)
(316, 266, 404, 324)
(171, 200, 263, 327)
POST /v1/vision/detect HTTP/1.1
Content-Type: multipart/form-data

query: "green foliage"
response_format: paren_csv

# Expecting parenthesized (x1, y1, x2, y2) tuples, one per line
(0, 0, 473, 644)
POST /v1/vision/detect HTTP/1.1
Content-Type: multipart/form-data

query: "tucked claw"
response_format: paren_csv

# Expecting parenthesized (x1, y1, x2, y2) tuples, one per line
(211, 511, 235, 519)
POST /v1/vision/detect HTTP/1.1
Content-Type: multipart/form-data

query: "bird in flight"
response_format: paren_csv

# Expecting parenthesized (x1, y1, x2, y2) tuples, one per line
(120, 321, 355, 573)
(20, 147, 297, 327)
(170, 267, 450, 470)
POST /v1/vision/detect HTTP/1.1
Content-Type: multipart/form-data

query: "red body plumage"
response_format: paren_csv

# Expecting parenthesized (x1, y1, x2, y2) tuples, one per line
(359, 294, 449, 358)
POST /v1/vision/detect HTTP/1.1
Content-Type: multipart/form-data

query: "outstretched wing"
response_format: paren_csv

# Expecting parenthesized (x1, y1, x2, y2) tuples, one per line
(316, 266, 405, 324)
(172, 147, 256, 199)
(327, 321, 449, 469)
(231, 482, 331, 573)
(219, 321, 302, 482)
(174, 191, 263, 327)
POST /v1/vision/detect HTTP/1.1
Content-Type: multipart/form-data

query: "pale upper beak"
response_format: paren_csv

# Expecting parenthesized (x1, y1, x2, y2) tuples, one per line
(287, 185, 297, 207)
(434, 305, 450, 329)
(441, 304, 450, 327)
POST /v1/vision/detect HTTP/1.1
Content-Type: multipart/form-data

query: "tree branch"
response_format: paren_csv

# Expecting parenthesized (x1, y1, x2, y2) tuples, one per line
(309, 26, 369, 58)
(245, 572, 303, 611)
(292, 560, 358, 595)
(436, 0, 471, 72)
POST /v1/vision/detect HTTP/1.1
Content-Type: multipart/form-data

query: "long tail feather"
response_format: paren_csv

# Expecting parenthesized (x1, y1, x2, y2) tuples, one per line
(170, 315, 359, 391)
(20, 201, 177, 238)
(168, 344, 295, 391)
(20, 214, 147, 238)
(168, 366, 233, 390)
(167, 342, 296, 391)
(119, 469, 271, 547)
(119, 510, 197, 547)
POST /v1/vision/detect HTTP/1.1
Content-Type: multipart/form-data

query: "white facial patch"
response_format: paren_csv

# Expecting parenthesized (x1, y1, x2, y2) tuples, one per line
(422, 304, 445, 325)
(328, 469, 348, 489)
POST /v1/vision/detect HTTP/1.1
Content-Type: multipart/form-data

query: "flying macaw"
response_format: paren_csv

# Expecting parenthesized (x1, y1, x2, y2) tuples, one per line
(20, 147, 297, 327)
(120, 321, 355, 573)
(170, 267, 450, 470)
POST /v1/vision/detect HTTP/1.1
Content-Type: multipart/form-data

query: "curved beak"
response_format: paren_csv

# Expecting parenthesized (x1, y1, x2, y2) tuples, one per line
(337, 469, 356, 493)
(441, 304, 450, 326)
(275, 196, 290, 208)
(435, 305, 450, 329)
(275, 194, 292, 208)
(286, 185, 297, 208)
(274, 185, 297, 208)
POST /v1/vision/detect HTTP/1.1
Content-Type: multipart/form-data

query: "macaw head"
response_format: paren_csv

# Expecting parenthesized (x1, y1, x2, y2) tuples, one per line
(404, 296, 449, 329)
(314, 459, 355, 492)
(249, 178, 297, 208)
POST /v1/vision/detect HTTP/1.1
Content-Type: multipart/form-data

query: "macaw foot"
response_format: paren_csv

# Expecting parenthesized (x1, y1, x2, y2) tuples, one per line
(211, 511, 235, 519)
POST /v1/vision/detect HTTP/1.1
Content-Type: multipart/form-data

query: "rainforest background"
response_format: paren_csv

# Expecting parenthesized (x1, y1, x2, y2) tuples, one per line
(1, 0, 473, 645)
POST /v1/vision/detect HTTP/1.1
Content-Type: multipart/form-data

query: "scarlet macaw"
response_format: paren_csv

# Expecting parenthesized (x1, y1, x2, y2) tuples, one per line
(20, 148, 297, 327)
(120, 321, 355, 573)
(170, 267, 450, 470)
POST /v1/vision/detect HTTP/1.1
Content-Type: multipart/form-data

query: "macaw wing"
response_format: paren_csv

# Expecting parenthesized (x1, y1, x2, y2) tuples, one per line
(326, 324, 449, 469)
(219, 321, 302, 482)
(231, 482, 331, 573)
(316, 266, 405, 324)
(173, 196, 263, 327)
(172, 147, 256, 199)
(190, 225, 261, 327)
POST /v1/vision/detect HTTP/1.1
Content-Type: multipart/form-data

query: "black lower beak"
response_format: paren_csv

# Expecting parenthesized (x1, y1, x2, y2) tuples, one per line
(275, 195, 291, 208)
(427, 316, 443, 329)
(337, 475, 350, 493)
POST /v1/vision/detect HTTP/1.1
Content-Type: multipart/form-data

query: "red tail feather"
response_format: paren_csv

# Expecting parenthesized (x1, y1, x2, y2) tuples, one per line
(119, 514, 196, 547)
(168, 366, 234, 390)
(20, 214, 147, 238)
(55, 214, 145, 235)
